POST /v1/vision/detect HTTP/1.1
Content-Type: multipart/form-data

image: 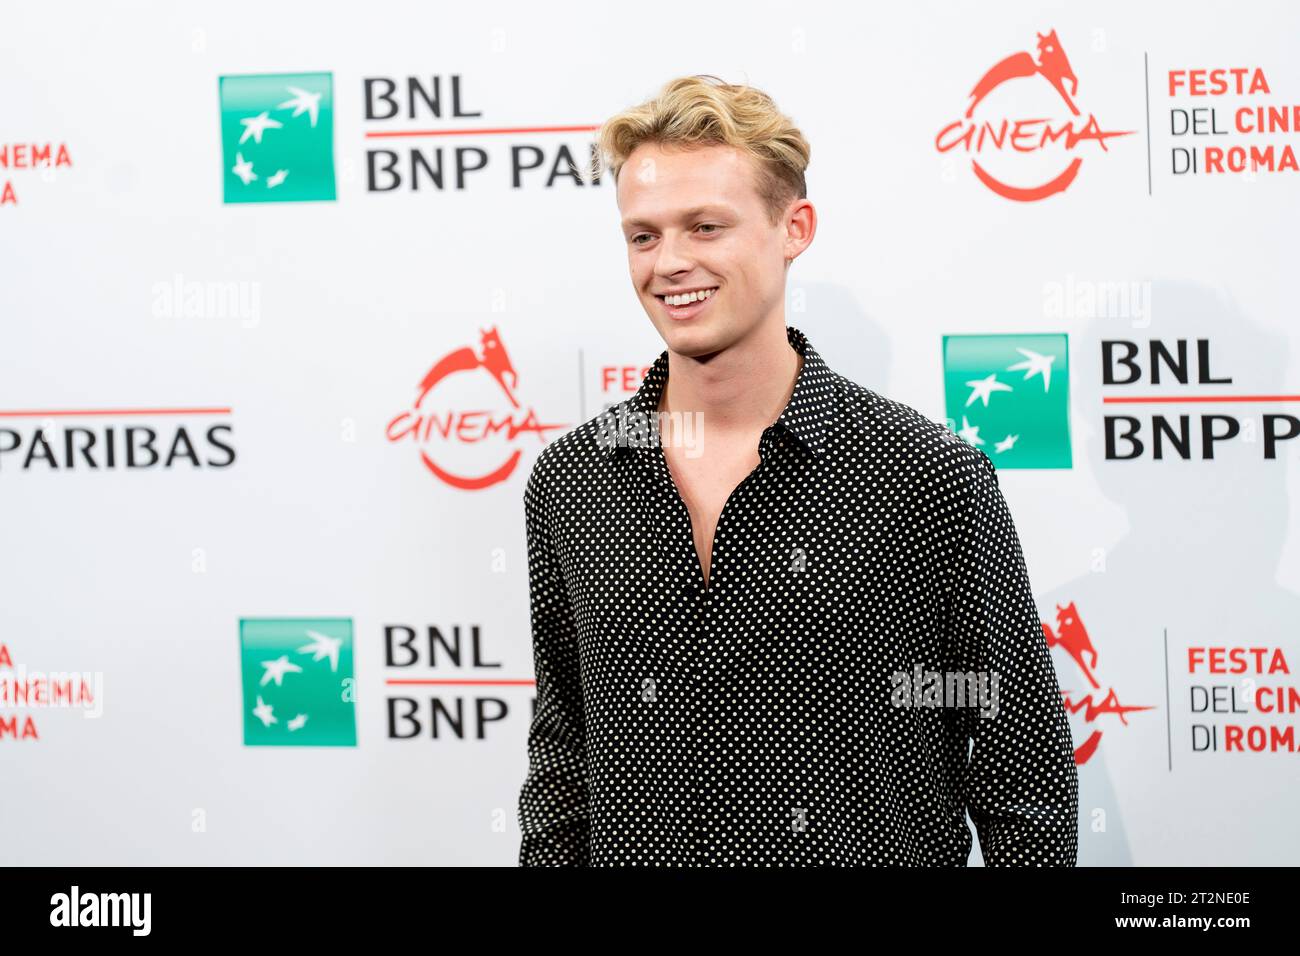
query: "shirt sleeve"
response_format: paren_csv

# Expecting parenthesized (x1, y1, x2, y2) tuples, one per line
(516, 454, 591, 866)
(946, 449, 1079, 866)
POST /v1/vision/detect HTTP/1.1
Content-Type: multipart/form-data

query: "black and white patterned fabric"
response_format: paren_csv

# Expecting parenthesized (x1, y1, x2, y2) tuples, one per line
(517, 324, 1078, 866)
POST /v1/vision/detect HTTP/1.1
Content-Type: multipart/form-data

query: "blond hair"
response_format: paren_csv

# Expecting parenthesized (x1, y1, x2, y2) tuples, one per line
(594, 74, 810, 226)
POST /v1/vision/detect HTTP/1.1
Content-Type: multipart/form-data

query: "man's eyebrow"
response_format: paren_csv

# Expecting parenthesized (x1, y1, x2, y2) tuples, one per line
(621, 205, 736, 231)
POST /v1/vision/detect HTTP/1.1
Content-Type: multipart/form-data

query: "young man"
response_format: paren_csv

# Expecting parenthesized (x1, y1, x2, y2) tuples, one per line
(516, 75, 1078, 866)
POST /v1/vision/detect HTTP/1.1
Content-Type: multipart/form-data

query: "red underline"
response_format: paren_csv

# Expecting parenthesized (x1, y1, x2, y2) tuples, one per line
(1102, 395, 1300, 404)
(364, 124, 599, 139)
(385, 678, 535, 686)
(0, 407, 233, 418)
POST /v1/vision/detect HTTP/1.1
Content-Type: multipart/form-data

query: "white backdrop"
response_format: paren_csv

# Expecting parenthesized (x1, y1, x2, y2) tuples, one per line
(2, 0, 1297, 865)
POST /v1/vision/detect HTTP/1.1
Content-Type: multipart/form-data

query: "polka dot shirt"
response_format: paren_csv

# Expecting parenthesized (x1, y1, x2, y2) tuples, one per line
(517, 324, 1079, 866)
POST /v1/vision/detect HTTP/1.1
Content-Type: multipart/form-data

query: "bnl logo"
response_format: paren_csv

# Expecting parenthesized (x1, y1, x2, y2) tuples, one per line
(218, 72, 336, 203)
(239, 618, 357, 746)
(943, 333, 1072, 469)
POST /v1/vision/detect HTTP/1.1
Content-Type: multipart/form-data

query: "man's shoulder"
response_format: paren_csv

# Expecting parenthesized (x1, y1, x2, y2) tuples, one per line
(524, 402, 622, 495)
(835, 374, 997, 489)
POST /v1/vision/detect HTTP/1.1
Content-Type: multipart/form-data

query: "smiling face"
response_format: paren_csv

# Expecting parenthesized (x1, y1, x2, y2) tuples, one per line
(617, 141, 813, 359)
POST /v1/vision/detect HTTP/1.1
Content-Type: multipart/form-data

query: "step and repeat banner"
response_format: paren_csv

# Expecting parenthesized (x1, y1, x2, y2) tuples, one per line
(2, 2, 1297, 865)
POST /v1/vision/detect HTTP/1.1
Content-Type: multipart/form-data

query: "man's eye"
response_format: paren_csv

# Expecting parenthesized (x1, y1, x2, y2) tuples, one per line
(697, 224, 719, 234)
(631, 234, 652, 245)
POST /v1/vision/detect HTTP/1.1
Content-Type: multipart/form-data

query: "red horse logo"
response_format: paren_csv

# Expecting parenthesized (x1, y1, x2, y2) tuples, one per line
(936, 28, 1133, 201)
(1042, 600, 1100, 689)
(416, 327, 519, 411)
(967, 29, 1079, 118)
(1043, 601, 1154, 765)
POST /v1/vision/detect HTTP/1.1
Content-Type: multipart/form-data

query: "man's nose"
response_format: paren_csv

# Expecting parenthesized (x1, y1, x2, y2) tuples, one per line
(653, 231, 693, 277)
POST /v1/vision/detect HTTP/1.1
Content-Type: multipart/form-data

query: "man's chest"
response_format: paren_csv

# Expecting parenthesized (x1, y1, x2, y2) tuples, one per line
(549, 447, 958, 761)
(551, 449, 951, 662)
(661, 437, 764, 589)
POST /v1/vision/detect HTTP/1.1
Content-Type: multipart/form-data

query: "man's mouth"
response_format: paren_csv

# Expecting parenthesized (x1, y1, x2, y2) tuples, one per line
(654, 286, 719, 320)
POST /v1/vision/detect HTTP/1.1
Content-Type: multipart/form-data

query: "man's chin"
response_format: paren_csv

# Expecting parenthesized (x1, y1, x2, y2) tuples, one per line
(657, 320, 730, 361)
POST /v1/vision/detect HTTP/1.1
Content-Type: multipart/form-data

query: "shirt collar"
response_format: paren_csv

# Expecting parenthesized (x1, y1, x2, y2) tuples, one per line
(601, 325, 838, 460)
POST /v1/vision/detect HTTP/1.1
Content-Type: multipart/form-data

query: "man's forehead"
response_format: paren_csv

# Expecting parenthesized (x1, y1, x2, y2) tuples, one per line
(617, 143, 754, 221)
(624, 139, 745, 172)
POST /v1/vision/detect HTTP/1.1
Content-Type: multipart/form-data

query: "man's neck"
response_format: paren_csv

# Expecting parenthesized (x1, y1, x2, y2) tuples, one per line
(657, 322, 803, 439)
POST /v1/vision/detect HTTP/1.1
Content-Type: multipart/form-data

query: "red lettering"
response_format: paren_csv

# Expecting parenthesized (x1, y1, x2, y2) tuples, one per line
(1168, 68, 1271, 96)
(1188, 647, 1291, 673)
(0, 715, 39, 740)
(1223, 724, 1296, 752)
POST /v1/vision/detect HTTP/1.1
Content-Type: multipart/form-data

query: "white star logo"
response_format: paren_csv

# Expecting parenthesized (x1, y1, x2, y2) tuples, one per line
(231, 152, 256, 185)
(266, 169, 288, 189)
(277, 86, 322, 126)
(287, 714, 309, 731)
(252, 695, 277, 727)
(964, 373, 1013, 408)
(957, 415, 984, 446)
(259, 655, 303, 687)
(298, 629, 343, 672)
(239, 111, 283, 145)
(1006, 348, 1055, 392)
(994, 433, 1019, 453)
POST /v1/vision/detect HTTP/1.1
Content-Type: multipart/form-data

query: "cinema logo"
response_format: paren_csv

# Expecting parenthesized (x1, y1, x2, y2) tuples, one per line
(1, 141, 73, 208)
(386, 327, 566, 490)
(363, 73, 604, 193)
(935, 29, 1134, 200)
(0, 407, 236, 472)
(1101, 338, 1300, 459)
(1043, 601, 1153, 765)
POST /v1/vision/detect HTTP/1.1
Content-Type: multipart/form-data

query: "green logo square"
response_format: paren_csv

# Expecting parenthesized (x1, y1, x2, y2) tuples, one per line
(942, 333, 1072, 469)
(219, 72, 336, 203)
(239, 618, 356, 746)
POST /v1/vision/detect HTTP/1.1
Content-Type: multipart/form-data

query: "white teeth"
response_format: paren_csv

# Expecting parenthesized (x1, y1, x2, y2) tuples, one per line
(663, 287, 717, 306)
